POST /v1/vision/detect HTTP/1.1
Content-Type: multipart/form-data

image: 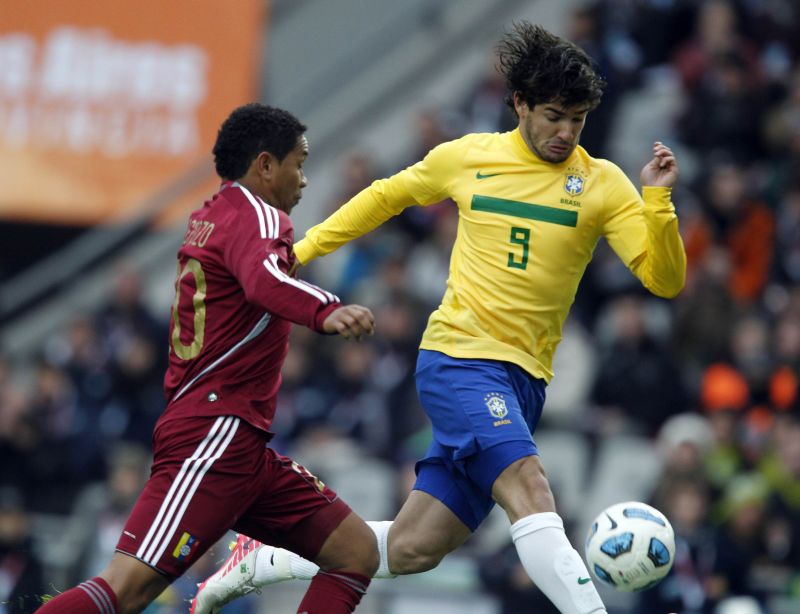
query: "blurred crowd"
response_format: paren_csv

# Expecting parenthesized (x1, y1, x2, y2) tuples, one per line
(3, 0, 800, 612)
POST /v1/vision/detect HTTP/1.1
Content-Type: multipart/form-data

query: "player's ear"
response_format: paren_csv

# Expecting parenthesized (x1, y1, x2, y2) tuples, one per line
(255, 151, 275, 181)
(513, 92, 528, 117)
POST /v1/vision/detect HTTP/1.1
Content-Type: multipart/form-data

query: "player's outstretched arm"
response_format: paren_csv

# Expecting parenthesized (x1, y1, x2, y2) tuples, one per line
(322, 304, 375, 340)
(605, 140, 685, 299)
(628, 141, 686, 298)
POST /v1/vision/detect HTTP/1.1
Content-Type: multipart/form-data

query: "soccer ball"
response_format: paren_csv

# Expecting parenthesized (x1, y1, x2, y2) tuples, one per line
(584, 501, 675, 592)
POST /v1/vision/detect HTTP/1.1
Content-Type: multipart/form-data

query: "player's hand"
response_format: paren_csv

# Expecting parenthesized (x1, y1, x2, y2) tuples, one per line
(640, 141, 679, 188)
(323, 304, 375, 340)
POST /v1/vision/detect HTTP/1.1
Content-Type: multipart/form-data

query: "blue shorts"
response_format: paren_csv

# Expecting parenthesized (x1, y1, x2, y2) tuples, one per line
(413, 349, 546, 531)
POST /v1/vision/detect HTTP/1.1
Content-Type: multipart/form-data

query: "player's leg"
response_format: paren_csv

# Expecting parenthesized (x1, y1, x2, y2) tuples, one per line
(417, 350, 606, 614)
(323, 348, 505, 576)
(482, 359, 605, 614)
(100, 553, 170, 613)
(384, 488, 472, 574)
(190, 446, 479, 612)
(35, 552, 168, 614)
(313, 510, 379, 574)
(191, 483, 471, 604)
(365, 349, 523, 575)
(202, 449, 376, 614)
(492, 454, 606, 614)
(363, 350, 524, 576)
(295, 510, 377, 613)
(38, 415, 253, 613)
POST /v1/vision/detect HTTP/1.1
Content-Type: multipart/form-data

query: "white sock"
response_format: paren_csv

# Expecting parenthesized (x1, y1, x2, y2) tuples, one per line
(251, 521, 395, 586)
(510, 512, 606, 614)
(253, 546, 319, 585)
(366, 520, 395, 578)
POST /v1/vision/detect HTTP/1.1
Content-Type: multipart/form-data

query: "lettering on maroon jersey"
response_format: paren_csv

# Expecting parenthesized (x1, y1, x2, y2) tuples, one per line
(183, 219, 215, 247)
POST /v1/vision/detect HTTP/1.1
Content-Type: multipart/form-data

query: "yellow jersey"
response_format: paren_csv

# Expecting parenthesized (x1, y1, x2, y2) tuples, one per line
(294, 129, 686, 382)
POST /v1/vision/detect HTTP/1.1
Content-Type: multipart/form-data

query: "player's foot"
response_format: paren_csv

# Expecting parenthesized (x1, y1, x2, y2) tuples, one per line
(190, 534, 265, 614)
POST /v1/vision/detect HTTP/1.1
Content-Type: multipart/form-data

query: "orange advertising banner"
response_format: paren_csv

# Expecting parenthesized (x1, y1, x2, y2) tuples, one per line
(0, 0, 266, 224)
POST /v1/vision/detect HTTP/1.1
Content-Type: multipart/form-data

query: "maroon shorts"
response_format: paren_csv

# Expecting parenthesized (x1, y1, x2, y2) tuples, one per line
(116, 415, 351, 578)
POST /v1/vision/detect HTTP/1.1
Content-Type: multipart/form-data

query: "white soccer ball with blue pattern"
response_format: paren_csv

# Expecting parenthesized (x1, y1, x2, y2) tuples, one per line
(584, 501, 675, 592)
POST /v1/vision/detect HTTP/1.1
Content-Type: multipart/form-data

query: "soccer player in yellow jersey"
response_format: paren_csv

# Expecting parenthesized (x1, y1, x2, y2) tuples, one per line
(192, 22, 685, 614)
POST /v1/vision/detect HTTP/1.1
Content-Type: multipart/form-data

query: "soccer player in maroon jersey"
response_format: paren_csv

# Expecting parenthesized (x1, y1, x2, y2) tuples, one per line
(36, 103, 379, 614)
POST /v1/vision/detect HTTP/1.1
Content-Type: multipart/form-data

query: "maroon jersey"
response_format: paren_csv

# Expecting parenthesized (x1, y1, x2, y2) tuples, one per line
(162, 181, 341, 432)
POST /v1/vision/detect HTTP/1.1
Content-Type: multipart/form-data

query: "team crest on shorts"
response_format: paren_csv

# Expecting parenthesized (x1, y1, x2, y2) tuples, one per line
(173, 531, 200, 561)
(484, 393, 508, 418)
(564, 174, 585, 195)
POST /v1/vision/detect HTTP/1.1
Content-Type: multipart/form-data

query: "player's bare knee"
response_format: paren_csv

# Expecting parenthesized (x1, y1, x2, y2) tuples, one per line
(389, 533, 446, 574)
(518, 456, 552, 488)
(100, 555, 168, 613)
(527, 466, 555, 503)
(357, 537, 380, 578)
(318, 531, 379, 577)
(105, 581, 159, 614)
(392, 548, 443, 574)
(494, 456, 556, 519)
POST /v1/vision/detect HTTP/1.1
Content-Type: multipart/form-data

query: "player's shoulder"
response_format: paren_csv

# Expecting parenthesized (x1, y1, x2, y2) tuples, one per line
(426, 132, 506, 164)
(572, 145, 601, 168)
(217, 182, 254, 212)
(273, 206, 293, 238)
(219, 183, 292, 234)
(574, 146, 625, 177)
(455, 131, 506, 151)
(190, 182, 245, 221)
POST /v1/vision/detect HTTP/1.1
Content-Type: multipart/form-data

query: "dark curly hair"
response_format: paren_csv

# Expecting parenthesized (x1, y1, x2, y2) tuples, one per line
(213, 103, 307, 181)
(497, 22, 605, 116)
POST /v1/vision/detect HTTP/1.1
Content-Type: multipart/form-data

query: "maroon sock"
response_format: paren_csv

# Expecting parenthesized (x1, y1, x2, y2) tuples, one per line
(36, 577, 118, 613)
(296, 570, 371, 614)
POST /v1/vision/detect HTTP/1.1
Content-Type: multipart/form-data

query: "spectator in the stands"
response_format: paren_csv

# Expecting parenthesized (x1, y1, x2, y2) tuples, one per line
(640, 475, 717, 614)
(684, 161, 774, 304)
(591, 294, 687, 436)
(0, 486, 46, 613)
(701, 363, 751, 496)
(68, 443, 151, 582)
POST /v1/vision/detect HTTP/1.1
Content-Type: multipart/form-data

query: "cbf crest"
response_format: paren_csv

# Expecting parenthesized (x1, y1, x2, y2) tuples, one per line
(564, 174, 585, 196)
(484, 393, 508, 418)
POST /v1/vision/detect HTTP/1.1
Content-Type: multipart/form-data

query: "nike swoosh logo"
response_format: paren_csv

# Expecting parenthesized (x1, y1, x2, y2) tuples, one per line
(578, 577, 591, 585)
(605, 512, 618, 530)
(476, 171, 502, 179)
